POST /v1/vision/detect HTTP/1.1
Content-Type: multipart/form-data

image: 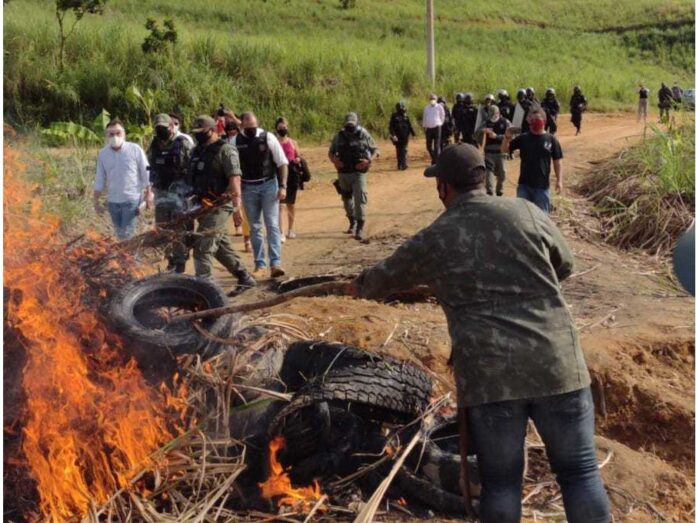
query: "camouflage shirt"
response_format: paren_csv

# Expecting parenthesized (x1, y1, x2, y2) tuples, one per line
(355, 190, 591, 407)
(329, 127, 378, 173)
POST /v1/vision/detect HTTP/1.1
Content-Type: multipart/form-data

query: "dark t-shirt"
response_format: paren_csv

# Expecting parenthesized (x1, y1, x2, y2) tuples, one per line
(509, 132, 563, 189)
(639, 88, 649, 99)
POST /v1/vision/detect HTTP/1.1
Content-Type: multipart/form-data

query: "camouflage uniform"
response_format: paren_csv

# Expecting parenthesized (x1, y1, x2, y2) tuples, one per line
(329, 127, 378, 222)
(354, 190, 591, 407)
(188, 139, 247, 279)
(147, 135, 194, 269)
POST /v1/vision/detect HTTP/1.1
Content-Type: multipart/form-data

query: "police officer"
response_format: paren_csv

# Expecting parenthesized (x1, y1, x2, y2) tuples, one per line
(497, 89, 515, 122)
(188, 115, 256, 291)
(658, 82, 674, 123)
(526, 87, 537, 105)
(481, 105, 511, 196)
(569, 86, 587, 135)
(458, 93, 479, 146)
(389, 101, 416, 170)
(232, 112, 289, 278)
(147, 113, 194, 273)
(541, 88, 560, 135)
(438, 96, 454, 147)
(329, 112, 378, 241)
(516, 89, 533, 133)
(452, 93, 466, 143)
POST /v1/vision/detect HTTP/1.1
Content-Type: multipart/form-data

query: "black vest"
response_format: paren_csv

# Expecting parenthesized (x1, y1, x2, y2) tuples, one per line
(335, 129, 370, 173)
(149, 135, 186, 190)
(189, 139, 228, 197)
(235, 131, 275, 181)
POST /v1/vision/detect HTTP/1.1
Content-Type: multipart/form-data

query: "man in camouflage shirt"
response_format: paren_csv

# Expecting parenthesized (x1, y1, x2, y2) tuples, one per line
(351, 144, 610, 523)
(188, 115, 255, 293)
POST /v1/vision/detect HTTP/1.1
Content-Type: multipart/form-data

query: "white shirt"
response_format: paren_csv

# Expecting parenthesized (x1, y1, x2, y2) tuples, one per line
(422, 103, 446, 128)
(230, 128, 289, 167)
(94, 141, 150, 203)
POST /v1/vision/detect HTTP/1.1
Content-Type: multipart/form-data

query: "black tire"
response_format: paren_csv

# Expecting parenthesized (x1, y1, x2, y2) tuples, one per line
(108, 273, 234, 357)
(280, 341, 384, 391)
(301, 357, 432, 423)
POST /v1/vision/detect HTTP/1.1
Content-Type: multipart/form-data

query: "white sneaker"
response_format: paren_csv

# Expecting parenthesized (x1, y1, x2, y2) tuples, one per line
(287, 230, 297, 239)
(280, 234, 286, 243)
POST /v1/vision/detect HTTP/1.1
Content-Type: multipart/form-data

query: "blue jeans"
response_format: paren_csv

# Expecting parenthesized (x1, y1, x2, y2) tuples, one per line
(242, 177, 282, 269)
(107, 200, 140, 240)
(517, 184, 550, 214)
(467, 387, 611, 523)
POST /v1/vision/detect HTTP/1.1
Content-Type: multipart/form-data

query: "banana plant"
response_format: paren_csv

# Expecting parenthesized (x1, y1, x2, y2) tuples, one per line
(40, 108, 110, 146)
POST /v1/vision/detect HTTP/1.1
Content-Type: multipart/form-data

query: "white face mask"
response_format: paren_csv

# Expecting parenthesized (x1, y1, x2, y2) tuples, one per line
(429, 99, 437, 105)
(108, 135, 124, 148)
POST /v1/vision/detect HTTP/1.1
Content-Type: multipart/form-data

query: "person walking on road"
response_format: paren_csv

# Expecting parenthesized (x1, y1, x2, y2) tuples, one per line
(637, 84, 649, 123)
(232, 112, 289, 278)
(275, 117, 304, 241)
(329, 112, 378, 241)
(187, 115, 256, 292)
(351, 143, 611, 523)
(93, 119, 153, 241)
(481, 105, 510, 196)
(569, 86, 587, 135)
(147, 113, 194, 272)
(541, 88, 560, 135)
(502, 108, 563, 214)
(423, 93, 446, 164)
(658, 82, 674, 123)
(389, 101, 416, 170)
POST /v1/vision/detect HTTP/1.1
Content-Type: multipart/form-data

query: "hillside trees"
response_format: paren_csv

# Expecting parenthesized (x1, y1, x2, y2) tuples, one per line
(56, 0, 107, 71)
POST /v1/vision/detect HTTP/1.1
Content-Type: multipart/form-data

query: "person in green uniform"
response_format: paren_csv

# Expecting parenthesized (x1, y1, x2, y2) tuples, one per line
(328, 112, 378, 241)
(350, 143, 611, 523)
(188, 115, 256, 292)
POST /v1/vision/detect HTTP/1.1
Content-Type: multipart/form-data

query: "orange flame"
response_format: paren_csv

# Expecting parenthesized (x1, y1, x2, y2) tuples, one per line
(258, 436, 324, 512)
(4, 144, 177, 520)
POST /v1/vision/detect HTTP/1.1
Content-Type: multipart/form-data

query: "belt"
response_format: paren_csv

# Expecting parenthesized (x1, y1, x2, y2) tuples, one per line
(242, 176, 275, 184)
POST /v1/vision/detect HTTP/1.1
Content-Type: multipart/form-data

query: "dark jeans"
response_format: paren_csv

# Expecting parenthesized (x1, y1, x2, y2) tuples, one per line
(468, 387, 611, 523)
(425, 126, 442, 164)
(517, 184, 550, 214)
(394, 137, 409, 169)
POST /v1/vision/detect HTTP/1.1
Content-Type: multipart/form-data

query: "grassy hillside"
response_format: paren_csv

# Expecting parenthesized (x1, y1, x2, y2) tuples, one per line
(4, 0, 694, 140)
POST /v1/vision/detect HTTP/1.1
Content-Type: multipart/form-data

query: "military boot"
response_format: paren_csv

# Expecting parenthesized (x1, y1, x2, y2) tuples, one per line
(354, 220, 365, 241)
(345, 218, 356, 235)
(229, 270, 256, 296)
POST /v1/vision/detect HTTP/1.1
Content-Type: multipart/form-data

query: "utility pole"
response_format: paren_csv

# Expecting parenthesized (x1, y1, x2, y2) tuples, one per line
(426, 0, 435, 85)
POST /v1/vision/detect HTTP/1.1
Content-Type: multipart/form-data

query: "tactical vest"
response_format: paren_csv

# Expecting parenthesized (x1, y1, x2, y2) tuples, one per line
(335, 130, 370, 173)
(150, 135, 186, 191)
(189, 139, 228, 197)
(235, 131, 275, 181)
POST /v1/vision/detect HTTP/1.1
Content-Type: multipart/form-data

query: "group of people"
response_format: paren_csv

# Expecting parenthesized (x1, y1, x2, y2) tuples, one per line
(94, 109, 311, 293)
(388, 86, 572, 214)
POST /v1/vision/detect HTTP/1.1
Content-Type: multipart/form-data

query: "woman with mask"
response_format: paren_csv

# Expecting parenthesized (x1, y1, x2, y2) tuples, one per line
(275, 117, 304, 241)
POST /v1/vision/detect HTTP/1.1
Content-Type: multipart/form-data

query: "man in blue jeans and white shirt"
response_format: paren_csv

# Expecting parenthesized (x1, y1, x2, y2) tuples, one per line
(502, 107, 563, 214)
(232, 112, 289, 278)
(93, 119, 152, 240)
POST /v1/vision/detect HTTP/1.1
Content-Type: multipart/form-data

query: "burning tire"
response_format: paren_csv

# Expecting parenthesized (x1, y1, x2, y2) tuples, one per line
(108, 273, 234, 358)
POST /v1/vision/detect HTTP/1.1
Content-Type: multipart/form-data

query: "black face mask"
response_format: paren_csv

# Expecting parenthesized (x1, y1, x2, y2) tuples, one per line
(344, 125, 356, 134)
(244, 127, 257, 138)
(195, 131, 210, 144)
(397, 108, 405, 114)
(155, 127, 170, 141)
(277, 128, 288, 137)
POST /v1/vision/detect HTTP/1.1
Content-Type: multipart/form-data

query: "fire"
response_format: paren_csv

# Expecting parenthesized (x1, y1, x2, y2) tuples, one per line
(4, 144, 178, 520)
(259, 436, 324, 512)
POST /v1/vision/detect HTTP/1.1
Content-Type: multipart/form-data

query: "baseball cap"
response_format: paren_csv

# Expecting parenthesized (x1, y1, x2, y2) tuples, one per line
(191, 115, 217, 132)
(424, 143, 486, 186)
(344, 112, 359, 125)
(154, 113, 172, 127)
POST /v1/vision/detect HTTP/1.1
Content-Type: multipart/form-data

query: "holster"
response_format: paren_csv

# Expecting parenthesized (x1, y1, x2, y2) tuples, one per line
(332, 179, 352, 198)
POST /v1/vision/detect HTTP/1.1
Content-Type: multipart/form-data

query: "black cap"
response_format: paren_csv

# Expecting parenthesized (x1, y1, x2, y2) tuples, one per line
(424, 143, 486, 186)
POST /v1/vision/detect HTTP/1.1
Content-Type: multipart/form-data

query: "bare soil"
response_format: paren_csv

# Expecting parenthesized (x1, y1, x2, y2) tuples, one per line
(211, 113, 694, 521)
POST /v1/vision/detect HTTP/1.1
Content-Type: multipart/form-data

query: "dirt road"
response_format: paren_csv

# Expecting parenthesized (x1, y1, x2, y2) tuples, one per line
(214, 113, 694, 521)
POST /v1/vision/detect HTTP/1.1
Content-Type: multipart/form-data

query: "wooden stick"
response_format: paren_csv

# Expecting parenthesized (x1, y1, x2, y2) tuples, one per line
(170, 281, 351, 323)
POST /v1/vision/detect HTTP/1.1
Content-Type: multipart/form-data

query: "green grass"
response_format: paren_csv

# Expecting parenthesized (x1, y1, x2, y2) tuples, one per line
(4, 0, 694, 141)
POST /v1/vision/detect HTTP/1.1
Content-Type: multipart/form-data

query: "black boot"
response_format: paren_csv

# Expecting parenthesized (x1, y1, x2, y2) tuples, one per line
(229, 270, 256, 296)
(345, 218, 356, 235)
(354, 220, 365, 241)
